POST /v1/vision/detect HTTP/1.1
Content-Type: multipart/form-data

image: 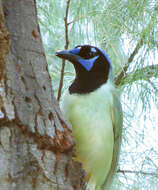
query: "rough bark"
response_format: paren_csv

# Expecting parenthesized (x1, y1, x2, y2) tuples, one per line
(0, 0, 85, 189)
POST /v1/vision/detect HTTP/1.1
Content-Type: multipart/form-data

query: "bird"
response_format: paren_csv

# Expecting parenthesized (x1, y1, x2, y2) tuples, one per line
(56, 45, 122, 190)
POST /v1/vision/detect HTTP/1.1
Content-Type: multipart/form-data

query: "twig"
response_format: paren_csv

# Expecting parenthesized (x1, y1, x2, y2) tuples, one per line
(121, 64, 158, 85)
(67, 10, 102, 25)
(117, 169, 158, 177)
(57, 0, 71, 101)
(114, 38, 143, 86)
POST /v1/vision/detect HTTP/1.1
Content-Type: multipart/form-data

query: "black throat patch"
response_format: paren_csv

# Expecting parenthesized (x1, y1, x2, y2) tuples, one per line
(69, 56, 110, 94)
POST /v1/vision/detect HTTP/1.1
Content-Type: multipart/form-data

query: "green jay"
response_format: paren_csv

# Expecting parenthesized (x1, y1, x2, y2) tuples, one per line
(56, 45, 122, 190)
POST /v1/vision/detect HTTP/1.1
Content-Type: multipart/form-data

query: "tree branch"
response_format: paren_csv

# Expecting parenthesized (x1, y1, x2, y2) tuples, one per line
(117, 169, 158, 177)
(114, 38, 143, 86)
(57, 0, 71, 101)
(115, 4, 158, 86)
(121, 64, 158, 85)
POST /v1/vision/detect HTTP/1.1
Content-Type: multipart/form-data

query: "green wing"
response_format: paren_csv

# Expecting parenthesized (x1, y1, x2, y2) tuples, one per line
(102, 89, 123, 190)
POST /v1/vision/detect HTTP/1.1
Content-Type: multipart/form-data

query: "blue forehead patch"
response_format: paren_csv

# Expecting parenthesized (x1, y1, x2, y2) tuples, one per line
(91, 47, 97, 53)
(97, 47, 112, 71)
(98, 48, 111, 65)
(78, 56, 99, 71)
(70, 47, 81, 55)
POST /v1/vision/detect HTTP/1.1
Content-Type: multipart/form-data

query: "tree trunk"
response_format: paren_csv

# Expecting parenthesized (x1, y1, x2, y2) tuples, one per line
(0, 0, 85, 189)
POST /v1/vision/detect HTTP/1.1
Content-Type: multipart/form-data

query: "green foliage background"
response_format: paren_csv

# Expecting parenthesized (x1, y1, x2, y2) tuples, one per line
(37, 0, 158, 189)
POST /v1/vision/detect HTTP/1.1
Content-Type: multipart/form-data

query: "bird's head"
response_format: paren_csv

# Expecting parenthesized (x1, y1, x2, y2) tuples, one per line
(56, 45, 113, 94)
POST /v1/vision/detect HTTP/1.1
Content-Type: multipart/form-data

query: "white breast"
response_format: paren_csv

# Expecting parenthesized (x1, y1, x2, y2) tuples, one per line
(61, 81, 114, 189)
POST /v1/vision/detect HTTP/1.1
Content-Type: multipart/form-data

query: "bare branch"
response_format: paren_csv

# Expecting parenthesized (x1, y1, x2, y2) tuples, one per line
(117, 169, 158, 177)
(57, 0, 71, 101)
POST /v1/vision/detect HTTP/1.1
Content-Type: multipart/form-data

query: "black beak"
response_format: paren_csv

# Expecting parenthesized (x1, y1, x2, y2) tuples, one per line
(56, 50, 80, 63)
